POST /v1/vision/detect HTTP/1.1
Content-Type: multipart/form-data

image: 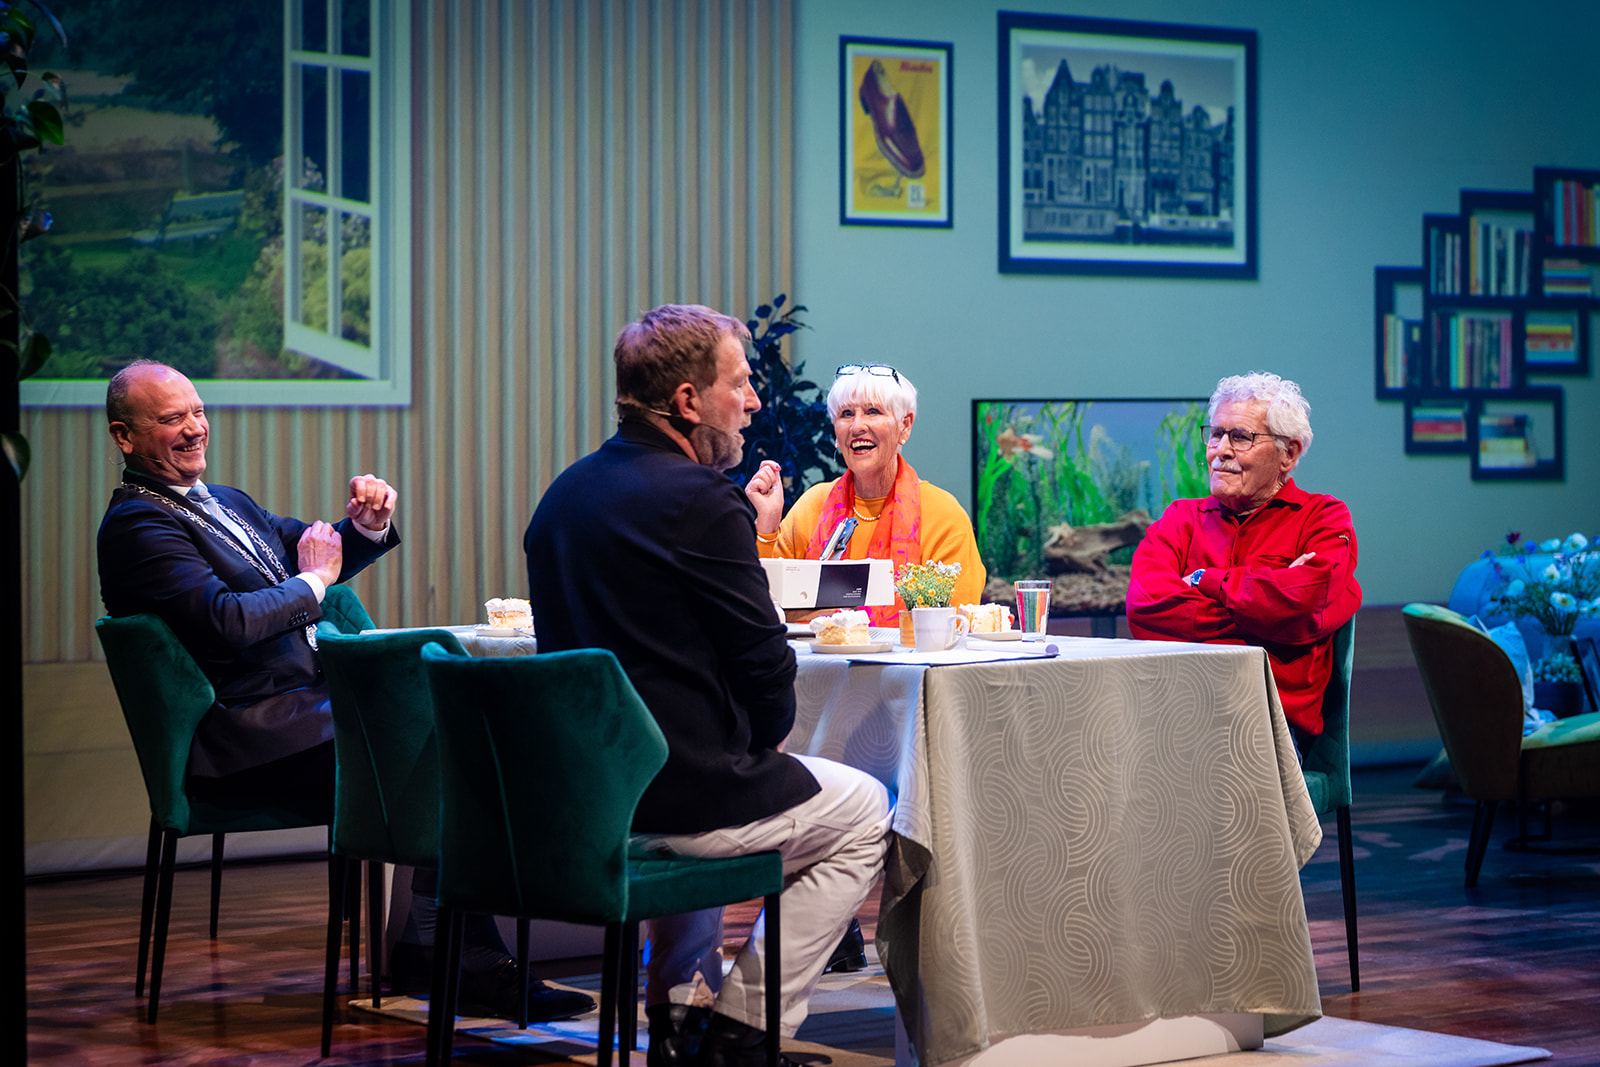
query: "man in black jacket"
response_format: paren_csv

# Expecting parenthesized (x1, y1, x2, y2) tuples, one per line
(526, 305, 892, 1067)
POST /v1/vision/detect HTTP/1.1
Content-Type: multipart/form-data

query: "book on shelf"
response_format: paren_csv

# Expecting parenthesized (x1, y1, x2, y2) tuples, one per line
(1541, 257, 1599, 298)
(1477, 413, 1536, 468)
(1549, 178, 1599, 248)
(1383, 314, 1422, 388)
(1430, 309, 1512, 389)
(1411, 406, 1466, 443)
(1524, 311, 1578, 363)
(1469, 218, 1531, 296)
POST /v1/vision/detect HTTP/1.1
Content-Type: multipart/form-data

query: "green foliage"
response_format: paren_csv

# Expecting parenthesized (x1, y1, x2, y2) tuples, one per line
(25, 245, 217, 378)
(1155, 403, 1209, 502)
(728, 296, 844, 509)
(2, 0, 69, 480)
(59, 0, 284, 165)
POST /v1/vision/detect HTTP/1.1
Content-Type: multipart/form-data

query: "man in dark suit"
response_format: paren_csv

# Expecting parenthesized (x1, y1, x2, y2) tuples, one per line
(525, 305, 893, 1067)
(98, 360, 592, 1023)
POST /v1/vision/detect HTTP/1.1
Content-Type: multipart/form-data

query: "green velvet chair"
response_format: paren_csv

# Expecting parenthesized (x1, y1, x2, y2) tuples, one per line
(1403, 602, 1600, 887)
(419, 642, 786, 1067)
(315, 624, 466, 1056)
(1299, 617, 1359, 990)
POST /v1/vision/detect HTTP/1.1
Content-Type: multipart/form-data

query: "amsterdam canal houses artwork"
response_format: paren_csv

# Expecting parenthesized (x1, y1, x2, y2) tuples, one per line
(999, 13, 1257, 278)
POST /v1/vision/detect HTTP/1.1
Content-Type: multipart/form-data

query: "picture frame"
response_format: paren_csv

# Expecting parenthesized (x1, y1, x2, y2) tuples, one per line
(840, 36, 953, 228)
(997, 12, 1257, 278)
(1468, 387, 1564, 481)
(971, 397, 1208, 607)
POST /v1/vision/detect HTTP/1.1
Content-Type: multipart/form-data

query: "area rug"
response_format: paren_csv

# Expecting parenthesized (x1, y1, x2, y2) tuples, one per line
(352, 950, 1548, 1067)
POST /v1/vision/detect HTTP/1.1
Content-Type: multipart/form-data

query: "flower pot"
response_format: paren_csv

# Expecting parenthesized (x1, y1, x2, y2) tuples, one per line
(1533, 680, 1587, 719)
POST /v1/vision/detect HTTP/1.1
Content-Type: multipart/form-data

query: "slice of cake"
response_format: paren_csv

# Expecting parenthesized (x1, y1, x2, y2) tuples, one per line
(484, 597, 533, 630)
(810, 609, 872, 645)
(959, 602, 1013, 633)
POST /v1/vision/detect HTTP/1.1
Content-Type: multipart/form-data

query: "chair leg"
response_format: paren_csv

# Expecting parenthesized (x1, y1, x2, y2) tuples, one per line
(598, 922, 621, 1067)
(1335, 805, 1359, 992)
(147, 830, 180, 1024)
(516, 918, 530, 1029)
(765, 891, 781, 1067)
(322, 853, 350, 1057)
(427, 907, 466, 1067)
(209, 833, 224, 939)
(619, 921, 640, 1064)
(135, 818, 160, 997)
(1466, 799, 1498, 888)
(368, 861, 387, 1009)
(347, 859, 362, 993)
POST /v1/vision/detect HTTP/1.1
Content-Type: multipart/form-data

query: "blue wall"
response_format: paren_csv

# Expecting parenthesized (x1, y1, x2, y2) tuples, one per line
(794, 0, 1600, 604)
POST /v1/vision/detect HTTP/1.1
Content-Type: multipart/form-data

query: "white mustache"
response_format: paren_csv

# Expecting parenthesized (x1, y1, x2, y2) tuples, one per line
(1210, 461, 1242, 474)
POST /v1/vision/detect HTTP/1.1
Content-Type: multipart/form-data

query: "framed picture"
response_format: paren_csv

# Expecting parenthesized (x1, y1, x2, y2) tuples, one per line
(840, 37, 952, 228)
(1468, 387, 1564, 481)
(1404, 395, 1470, 455)
(997, 12, 1257, 278)
(972, 397, 1207, 613)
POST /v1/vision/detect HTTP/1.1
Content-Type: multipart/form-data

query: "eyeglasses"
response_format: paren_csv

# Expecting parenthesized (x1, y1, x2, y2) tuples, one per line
(835, 364, 901, 384)
(1203, 425, 1287, 452)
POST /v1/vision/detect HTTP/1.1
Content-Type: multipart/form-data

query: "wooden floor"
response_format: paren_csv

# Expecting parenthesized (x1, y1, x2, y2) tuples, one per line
(25, 762, 1600, 1065)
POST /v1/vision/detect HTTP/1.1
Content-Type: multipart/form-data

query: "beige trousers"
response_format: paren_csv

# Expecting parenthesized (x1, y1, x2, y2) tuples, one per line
(634, 754, 893, 1036)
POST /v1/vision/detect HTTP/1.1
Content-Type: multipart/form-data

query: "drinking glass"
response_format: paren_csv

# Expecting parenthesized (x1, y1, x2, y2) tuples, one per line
(1015, 580, 1052, 639)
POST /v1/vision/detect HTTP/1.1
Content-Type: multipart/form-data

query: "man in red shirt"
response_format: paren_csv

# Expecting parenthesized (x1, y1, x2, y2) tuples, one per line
(1127, 372, 1361, 754)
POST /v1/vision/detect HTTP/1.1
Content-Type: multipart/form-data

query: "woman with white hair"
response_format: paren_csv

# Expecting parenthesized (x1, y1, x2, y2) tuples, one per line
(744, 363, 986, 637)
(1126, 371, 1361, 753)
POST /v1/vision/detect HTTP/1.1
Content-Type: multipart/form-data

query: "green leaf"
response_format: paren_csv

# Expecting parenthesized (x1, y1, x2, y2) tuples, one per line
(1, 431, 30, 481)
(19, 332, 50, 380)
(8, 7, 37, 49)
(25, 100, 62, 144)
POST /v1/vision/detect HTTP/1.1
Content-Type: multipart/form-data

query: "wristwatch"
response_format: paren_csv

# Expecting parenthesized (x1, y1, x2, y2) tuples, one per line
(1184, 568, 1206, 588)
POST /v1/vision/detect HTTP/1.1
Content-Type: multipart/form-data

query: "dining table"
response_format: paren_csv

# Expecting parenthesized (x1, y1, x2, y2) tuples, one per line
(786, 632, 1324, 1067)
(390, 623, 1324, 1066)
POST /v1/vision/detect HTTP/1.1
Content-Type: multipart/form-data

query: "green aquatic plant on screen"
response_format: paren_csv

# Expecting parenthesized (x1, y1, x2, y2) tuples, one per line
(971, 398, 1207, 581)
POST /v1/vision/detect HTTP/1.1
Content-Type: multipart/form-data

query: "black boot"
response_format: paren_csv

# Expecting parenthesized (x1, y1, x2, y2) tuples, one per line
(700, 1012, 795, 1067)
(823, 918, 867, 974)
(388, 942, 594, 1023)
(645, 1002, 711, 1067)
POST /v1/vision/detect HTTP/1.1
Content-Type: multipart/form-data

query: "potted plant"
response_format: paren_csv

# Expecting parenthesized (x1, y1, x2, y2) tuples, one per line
(895, 560, 965, 651)
(728, 295, 843, 510)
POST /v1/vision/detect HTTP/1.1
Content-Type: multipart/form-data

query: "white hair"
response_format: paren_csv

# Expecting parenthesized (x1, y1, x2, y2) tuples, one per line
(1209, 371, 1313, 461)
(826, 366, 918, 423)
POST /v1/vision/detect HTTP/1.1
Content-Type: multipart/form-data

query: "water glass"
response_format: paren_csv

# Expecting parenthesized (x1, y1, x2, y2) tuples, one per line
(1015, 580, 1052, 639)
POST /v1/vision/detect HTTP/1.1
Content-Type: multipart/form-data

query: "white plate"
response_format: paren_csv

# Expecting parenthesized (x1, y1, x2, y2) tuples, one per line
(476, 625, 532, 637)
(967, 629, 1023, 642)
(811, 642, 894, 655)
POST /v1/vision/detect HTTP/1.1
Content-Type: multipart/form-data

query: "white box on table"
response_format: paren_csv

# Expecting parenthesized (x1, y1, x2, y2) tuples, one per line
(760, 558, 895, 611)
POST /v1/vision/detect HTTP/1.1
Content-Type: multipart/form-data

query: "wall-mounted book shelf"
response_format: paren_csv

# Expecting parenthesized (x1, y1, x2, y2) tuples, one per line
(1376, 167, 1595, 480)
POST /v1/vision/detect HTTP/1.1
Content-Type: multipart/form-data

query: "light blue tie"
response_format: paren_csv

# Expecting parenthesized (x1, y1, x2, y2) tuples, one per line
(189, 483, 269, 566)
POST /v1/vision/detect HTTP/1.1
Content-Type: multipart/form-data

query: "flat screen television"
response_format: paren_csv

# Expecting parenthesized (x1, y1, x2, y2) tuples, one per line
(972, 397, 1208, 615)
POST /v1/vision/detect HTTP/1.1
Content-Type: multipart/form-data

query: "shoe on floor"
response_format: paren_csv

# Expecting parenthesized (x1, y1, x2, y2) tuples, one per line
(387, 941, 595, 1023)
(823, 918, 867, 974)
(700, 1012, 798, 1067)
(646, 1002, 711, 1067)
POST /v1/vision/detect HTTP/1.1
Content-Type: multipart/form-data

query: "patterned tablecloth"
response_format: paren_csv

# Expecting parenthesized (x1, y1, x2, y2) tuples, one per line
(788, 635, 1323, 1066)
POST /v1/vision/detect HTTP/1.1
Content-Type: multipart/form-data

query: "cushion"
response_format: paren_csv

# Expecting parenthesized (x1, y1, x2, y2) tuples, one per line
(1522, 710, 1600, 751)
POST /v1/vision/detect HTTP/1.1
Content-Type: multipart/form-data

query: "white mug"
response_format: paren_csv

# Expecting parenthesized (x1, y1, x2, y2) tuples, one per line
(912, 606, 970, 652)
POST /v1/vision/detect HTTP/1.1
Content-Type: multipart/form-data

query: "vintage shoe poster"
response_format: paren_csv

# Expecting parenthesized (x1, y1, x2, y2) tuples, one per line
(840, 37, 951, 228)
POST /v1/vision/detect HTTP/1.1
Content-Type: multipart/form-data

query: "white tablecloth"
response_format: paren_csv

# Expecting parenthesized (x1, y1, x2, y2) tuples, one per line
(788, 635, 1322, 1065)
